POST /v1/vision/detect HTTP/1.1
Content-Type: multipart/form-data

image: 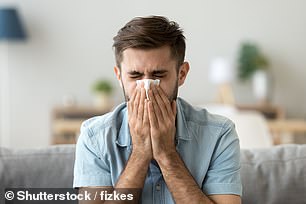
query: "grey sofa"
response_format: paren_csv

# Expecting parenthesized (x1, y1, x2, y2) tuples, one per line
(1, 144, 306, 204)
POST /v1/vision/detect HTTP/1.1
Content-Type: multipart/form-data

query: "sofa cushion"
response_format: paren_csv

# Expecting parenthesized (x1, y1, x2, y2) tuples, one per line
(1, 144, 306, 204)
(240, 144, 306, 204)
(0, 144, 75, 192)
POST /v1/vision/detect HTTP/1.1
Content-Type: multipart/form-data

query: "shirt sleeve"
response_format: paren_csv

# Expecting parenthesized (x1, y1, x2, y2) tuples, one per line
(202, 120, 242, 196)
(73, 122, 112, 188)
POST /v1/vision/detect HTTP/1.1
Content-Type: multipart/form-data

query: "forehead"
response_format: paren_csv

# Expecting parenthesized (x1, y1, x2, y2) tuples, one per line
(120, 46, 176, 72)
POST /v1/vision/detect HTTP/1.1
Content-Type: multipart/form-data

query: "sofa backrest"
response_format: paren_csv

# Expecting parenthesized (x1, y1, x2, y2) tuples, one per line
(1, 144, 306, 204)
(0, 144, 75, 193)
(240, 144, 306, 204)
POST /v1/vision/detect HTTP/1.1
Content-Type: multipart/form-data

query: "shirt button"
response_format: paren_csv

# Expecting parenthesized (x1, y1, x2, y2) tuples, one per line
(156, 183, 161, 191)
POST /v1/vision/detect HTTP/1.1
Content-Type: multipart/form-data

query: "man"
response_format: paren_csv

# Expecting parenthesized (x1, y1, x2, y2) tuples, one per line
(74, 16, 242, 204)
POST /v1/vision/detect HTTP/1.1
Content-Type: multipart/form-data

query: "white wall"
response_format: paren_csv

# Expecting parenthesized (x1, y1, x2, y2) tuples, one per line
(1, 0, 306, 148)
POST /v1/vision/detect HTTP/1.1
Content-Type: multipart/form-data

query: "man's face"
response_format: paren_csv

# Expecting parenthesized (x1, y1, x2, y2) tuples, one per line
(114, 46, 189, 102)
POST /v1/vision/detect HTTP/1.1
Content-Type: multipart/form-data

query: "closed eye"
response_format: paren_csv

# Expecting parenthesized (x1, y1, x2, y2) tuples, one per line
(152, 70, 167, 78)
(129, 75, 142, 79)
(153, 74, 166, 78)
(128, 71, 143, 79)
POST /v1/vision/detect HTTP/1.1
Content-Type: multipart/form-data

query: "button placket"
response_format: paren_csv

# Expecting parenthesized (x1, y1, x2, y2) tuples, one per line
(156, 182, 161, 191)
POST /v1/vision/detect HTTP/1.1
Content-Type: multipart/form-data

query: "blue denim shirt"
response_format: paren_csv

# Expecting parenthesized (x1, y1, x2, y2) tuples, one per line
(73, 97, 242, 203)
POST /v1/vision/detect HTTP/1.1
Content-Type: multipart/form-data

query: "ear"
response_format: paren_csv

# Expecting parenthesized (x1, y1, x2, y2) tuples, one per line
(114, 66, 123, 88)
(178, 62, 190, 87)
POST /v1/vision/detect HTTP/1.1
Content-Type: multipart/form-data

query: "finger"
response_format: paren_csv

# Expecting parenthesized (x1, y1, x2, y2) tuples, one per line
(127, 101, 132, 118)
(143, 99, 149, 126)
(148, 100, 158, 129)
(148, 88, 164, 123)
(133, 88, 141, 118)
(128, 87, 138, 113)
(129, 87, 137, 102)
(137, 87, 146, 122)
(152, 85, 168, 121)
(156, 85, 174, 117)
(147, 82, 153, 100)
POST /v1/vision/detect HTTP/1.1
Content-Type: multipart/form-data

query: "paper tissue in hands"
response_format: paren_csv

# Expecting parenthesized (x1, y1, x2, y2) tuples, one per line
(136, 79, 160, 100)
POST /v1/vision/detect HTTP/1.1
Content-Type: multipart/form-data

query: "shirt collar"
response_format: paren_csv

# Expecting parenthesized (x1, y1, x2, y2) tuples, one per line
(116, 105, 131, 147)
(116, 97, 192, 147)
(176, 97, 192, 141)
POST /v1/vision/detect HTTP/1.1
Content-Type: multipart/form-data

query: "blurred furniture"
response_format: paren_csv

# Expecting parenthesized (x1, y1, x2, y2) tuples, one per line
(236, 103, 285, 119)
(51, 106, 110, 144)
(206, 103, 306, 145)
(1, 144, 306, 204)
(268, 119, 306, 132)
(209, 57, 235, 105)
(200, 103, 273, 149)
(235, 103, 293, 145)
(268, 119, 306, 144)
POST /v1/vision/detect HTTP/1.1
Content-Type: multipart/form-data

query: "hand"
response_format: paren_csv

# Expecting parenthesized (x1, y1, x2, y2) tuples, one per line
(127, 84, 152, 161)
(147, 84, 177, 160)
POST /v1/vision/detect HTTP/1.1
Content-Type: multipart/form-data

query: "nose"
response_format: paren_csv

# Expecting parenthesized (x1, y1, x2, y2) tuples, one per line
(142, 75, 151, 80)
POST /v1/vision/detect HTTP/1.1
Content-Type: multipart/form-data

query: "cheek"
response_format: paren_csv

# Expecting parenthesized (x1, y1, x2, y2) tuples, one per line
(159, 82, 175, 97)
(128, 83, 137, 94)
(122, 78, 137, 95)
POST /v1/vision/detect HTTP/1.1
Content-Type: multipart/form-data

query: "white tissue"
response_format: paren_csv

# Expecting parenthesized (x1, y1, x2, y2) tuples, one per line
(136, 79, 160, 99)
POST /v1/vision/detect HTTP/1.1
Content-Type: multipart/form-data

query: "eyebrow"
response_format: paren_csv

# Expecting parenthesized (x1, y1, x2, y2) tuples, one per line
(127, 70, 143, 75)
(152, 70, 168, 75)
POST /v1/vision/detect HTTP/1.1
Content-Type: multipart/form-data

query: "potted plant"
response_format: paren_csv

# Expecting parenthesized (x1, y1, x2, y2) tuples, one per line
(92, 79, 113, 109)
(238, 42, 270, 103)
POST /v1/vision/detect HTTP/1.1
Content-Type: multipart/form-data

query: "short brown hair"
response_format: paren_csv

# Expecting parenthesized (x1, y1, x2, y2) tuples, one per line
(113, 16, 186, 69)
